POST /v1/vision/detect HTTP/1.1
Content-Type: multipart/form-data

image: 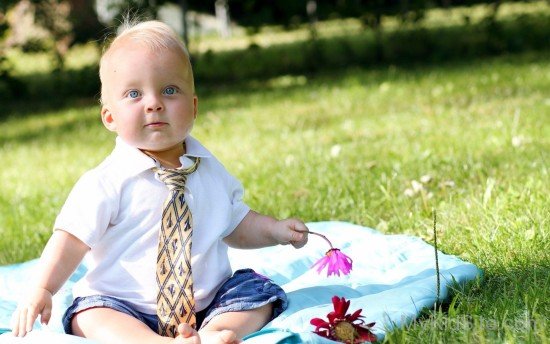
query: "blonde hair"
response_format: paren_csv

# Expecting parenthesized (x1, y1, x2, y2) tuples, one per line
(99, 20, 194, 103)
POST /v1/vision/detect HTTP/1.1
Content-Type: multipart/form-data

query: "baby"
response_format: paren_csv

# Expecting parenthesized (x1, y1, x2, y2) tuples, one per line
(11, 20, 308, 344)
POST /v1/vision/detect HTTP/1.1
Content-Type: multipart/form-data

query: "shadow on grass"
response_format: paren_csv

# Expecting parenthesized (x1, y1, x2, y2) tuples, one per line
(197, 49, 550, 111)
(2, 54, 549, 143)
(2, 96, 99, 117)
(1, 11, 549, 117)
(0, 99, 101, 146)
(1, 48, 548, 145)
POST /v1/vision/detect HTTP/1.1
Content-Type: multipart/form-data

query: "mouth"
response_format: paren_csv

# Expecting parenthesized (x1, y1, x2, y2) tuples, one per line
(145, 122, 168, 128)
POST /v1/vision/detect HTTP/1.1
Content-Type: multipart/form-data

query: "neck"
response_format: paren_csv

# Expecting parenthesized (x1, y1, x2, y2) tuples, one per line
(141, 142, 186, 169)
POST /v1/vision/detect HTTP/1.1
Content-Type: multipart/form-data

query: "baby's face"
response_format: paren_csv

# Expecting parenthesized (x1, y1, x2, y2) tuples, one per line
(100, 42, 197, 155)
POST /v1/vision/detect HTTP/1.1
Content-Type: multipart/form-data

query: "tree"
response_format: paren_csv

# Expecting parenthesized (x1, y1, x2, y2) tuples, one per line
(67, 0, 105, 44)
(0, 0, 24, 99)
(30, 0, 73, 71)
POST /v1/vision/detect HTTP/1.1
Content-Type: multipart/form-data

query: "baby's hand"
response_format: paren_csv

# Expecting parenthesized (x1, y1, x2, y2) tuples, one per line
(11, 287, 53, 337)
(273, 218, 309, 249)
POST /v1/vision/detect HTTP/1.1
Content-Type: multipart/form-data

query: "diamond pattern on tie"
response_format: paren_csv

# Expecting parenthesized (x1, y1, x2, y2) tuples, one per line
(155, 158, 200, 337)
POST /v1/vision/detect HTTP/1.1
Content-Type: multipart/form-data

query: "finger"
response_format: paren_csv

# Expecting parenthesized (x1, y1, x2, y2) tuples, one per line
(292, 236, 308, 248)
(40, 306, 52, 325)
(291, 219, 309, 236)
(10, 309, 20, 337)
(26, 304, 40, 333)
(290, 230, 305, 242)
(290, 231, 308, 248)
(18, 307, 28, 337)
(10, 308, 19, 333)
(292, 225, 309, 242)
(291, 220, 309, 233)
(294, 237, 308, 248)
(26, 302, 43, 333)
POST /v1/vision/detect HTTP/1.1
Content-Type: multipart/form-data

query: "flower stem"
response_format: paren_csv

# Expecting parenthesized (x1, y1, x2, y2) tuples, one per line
(305, 230, 334, 249)
(433, 209, 441, 305)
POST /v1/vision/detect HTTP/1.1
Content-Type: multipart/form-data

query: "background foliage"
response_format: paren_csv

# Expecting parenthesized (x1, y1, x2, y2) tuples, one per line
(1, 0, 549, 103)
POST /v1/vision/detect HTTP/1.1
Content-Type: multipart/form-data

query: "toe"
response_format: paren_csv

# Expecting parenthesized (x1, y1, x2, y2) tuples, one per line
(219, 330, 238, 343)
(177, 323, 201, 344)
(177, 323, 194, 338)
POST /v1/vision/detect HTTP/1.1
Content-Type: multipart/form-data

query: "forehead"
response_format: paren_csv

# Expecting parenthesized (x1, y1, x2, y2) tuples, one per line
(100, 40, 191, 79)
(101, 40, 190, 67)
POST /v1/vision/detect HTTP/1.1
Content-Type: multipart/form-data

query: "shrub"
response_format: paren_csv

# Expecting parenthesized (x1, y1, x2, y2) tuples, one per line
(193, 13, 550, 84)
(5, 12, 550, 101)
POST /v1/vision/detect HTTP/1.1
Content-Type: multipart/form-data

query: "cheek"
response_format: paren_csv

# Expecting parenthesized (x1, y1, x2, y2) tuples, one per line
(114, 112, 142, 132)
(174, 102, 195, 119)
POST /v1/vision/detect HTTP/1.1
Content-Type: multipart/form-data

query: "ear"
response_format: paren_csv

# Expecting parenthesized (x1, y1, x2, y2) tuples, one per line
(193, 95, 198, 119)
(101, 106, 117, 132)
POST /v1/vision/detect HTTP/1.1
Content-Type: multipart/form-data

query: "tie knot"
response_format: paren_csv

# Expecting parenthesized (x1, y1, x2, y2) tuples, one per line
(154, 158, 200, 190)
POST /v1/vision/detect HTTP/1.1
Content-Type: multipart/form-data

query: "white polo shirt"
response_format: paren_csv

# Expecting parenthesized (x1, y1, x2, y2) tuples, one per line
(54, 136, 250, 314)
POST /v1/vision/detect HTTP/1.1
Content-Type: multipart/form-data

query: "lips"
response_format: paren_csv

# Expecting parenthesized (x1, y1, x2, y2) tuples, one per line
(145, 121, 168, 128)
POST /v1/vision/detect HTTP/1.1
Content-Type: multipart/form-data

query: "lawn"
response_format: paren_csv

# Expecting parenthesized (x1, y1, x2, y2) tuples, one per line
(0, 49, 548, 342)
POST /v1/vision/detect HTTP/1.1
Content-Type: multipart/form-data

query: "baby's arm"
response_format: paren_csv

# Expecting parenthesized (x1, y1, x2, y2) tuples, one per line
(11, 230, 89, 337)
(224, 210, 308, 249)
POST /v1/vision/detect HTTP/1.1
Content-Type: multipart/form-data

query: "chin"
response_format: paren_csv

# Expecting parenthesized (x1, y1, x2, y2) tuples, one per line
(140, 142, 184, 152)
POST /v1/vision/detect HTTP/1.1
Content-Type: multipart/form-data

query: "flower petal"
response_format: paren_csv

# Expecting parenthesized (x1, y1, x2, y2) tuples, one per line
(310, 318, 330, 329)
(348, 308, 363, 322)
(312, 255, 330, 274)
(355, 324, 378, 343)
(331, 296, 343, 316)
(333, 250, 353, 275)
(332, 296, 350, 318)
(312, 329, 331, 339)
(327, 311, 337, 325)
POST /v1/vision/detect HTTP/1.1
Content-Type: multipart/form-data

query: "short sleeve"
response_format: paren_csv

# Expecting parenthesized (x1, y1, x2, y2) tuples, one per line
(223, 171, 250, 237)
(53, 171, 119, 248)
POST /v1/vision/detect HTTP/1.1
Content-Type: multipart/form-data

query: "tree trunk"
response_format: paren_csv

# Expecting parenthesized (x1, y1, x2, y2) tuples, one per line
(215, 0, 231, 38)
(306, 0, 318, 40)
(179, 0, 189, 48)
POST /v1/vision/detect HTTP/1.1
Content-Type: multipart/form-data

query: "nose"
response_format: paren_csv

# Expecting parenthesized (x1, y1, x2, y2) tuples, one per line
(145, 96, 164, 113)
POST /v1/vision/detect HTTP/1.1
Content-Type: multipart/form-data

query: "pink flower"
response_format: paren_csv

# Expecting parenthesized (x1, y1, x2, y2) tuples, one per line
(305, 230, 353, 277)
(311, 296, 376, 343)
(312, 248, 353, 277)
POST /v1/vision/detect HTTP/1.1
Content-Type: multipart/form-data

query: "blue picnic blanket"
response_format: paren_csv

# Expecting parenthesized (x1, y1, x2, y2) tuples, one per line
(0, 221, 482, 343)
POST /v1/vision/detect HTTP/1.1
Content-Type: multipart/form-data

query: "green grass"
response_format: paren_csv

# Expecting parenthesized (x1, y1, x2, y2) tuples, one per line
(1, 51, 549, 342)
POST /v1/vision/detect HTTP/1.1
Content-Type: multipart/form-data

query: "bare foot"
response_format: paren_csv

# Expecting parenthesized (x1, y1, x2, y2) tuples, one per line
(199, 329, 240, 344)
(173, 323, 201, 344)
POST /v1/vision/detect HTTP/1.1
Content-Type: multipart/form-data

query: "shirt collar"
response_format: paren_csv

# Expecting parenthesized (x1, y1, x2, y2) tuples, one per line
(111, 136, 212, 178)
(184, 136, 212, 159)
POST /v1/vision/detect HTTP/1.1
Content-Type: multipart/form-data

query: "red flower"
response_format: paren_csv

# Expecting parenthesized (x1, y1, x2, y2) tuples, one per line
(312, 248, 353, 277)
(310, 296, 376, 343)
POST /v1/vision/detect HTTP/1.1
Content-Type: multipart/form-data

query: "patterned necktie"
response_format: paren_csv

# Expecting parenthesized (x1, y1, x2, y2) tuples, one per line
(154, 158, 200, 337)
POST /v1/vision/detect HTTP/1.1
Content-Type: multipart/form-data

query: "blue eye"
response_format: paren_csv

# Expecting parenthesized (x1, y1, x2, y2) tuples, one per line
(163, 87, 177, 95)
(128, 90, 139, 98)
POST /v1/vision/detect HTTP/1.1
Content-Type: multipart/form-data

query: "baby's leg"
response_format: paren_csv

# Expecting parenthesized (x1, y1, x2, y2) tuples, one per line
(199, 303, 272, 344)
(71, 307, 200, 344)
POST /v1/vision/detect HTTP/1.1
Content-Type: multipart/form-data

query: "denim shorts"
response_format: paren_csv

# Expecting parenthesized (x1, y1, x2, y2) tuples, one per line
(62, 269, 287, 334)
